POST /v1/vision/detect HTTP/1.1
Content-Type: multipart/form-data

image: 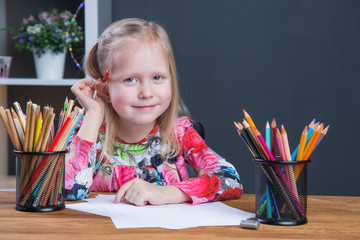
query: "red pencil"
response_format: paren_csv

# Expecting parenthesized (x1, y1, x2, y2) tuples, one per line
(102, 69, 110, 82)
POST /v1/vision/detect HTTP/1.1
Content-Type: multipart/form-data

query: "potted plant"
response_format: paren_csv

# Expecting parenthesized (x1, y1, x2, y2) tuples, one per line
(10, 8, 84, 79)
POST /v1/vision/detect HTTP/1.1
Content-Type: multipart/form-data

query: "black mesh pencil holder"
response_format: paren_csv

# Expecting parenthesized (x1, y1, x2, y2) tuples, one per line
(14, 150, 67, 212)
(253, 158, 310, 225)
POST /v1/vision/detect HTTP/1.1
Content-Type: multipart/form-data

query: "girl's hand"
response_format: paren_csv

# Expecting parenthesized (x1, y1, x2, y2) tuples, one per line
(114, 178, 191, 206)
(71, 78, 108, 142)
(71, 78, 106, 115)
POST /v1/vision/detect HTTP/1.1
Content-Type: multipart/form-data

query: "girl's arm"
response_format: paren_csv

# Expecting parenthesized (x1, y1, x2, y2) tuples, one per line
(65, 79, 105, 200)
(171, 118, 243, 205)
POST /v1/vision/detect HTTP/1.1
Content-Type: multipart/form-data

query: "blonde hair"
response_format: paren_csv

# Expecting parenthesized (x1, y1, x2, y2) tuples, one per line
(84, 18, 189, 160)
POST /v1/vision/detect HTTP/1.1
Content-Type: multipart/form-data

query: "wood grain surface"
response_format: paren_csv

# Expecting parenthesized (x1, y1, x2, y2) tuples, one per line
(0, 191, 359, 240)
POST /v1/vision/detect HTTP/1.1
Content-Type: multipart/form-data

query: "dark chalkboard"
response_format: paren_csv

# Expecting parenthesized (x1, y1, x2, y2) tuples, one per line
(111, 0, 360, 196)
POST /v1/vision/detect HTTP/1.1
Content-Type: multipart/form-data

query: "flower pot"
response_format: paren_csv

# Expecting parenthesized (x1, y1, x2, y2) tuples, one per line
(33, 49, 66, 80)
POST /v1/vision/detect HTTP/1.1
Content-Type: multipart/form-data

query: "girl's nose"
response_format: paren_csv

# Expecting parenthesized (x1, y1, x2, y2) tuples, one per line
(138, 82, 153, 99)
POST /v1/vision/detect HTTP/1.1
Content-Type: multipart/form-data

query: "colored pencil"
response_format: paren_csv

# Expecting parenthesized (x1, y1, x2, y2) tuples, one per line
(271, 118, 277, 157)
(33, 112, 42, 151)
(11, 108, 25, 148)
(254, 126, 275, 161)
(296, 126, 307, 160)
(13, 102, 26, 132)
(276, 128, 291, 184)
(313, 125, 329, 151)
(281, 125, 299, 199)
(23, 102, 32, 152)
(243, 109, 257, 132)
(5, 109, 21, 150)
(234, 111, 328, 222)
(0, 106, 13, 146)
(303, 123, 323, 159)
(27, 104, 37, 152)
(291, 120, 316, 160)
(266, 121, 271, 150)
(234, 122, 256, 158)
(242, 119, 267, 160)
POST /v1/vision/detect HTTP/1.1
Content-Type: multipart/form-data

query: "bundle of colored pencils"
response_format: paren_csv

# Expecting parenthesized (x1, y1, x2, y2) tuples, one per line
(234, 109, 329, 223)
(0, 97, 82, 152)
(0, 98, 83, 209)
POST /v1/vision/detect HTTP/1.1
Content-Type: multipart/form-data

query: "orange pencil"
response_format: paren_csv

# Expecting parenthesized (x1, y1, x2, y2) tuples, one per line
(303, 124, 323, 161)
(313, 125, 330, 151)
(243, 109, 257, 133)
(296, 126, 307, 160)
(303, 123, 323, 159)
(294, 124, 323, 181)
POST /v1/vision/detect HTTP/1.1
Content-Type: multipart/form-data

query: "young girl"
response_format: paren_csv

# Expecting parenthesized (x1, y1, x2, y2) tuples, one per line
(65, 18, 243, 206)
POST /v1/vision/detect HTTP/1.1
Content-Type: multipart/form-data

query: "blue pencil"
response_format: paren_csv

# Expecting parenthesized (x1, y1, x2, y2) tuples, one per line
(266, 121, 271, 150)
(268, 181, 281, 219)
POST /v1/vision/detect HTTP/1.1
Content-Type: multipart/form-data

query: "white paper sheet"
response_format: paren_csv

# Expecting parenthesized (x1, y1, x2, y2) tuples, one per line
(66, 194, 255, 229)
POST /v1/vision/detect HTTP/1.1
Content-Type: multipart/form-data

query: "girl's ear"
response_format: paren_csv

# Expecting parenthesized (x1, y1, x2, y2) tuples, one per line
(94, 81, 111, 102)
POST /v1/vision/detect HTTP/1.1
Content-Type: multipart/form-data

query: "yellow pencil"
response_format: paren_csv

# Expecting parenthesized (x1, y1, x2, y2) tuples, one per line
(33, 112, 43, 151)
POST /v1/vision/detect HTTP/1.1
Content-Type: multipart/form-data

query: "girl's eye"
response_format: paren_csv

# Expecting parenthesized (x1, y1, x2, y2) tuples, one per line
(153, 76, 163, 81)
(125, 77, 136, 83)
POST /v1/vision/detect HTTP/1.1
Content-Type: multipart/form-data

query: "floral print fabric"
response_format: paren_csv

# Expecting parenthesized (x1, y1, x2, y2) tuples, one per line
(65, 117, 243, 204)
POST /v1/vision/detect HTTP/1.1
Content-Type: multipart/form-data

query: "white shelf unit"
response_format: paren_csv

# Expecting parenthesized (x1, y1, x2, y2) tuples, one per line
(0, 0, 112, 182)
(0, 78, 80, 86)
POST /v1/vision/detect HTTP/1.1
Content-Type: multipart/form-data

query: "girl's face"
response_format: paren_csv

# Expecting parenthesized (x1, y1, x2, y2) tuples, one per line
(107, 39, 172, 130)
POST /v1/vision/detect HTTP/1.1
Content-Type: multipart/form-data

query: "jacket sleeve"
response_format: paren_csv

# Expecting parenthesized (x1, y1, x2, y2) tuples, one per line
(64, 133, 97, 200)
(172, 121, 243, 205)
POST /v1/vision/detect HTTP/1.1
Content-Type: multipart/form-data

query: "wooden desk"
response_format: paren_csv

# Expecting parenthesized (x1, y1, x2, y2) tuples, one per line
(0, 192, 359, 240)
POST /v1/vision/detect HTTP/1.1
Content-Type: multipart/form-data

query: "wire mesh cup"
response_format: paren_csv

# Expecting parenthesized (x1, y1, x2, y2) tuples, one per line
(253, 158, 310, 225)
(14, 150, 67, 212)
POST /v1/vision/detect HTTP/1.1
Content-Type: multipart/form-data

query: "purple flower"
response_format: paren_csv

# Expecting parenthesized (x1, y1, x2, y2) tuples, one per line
(19, 39, 23, 44)
(39, 11, 49, 21)
(22, 18, 28, 25)
(28, 36, 33, 41)
(19, 33, 28, 38)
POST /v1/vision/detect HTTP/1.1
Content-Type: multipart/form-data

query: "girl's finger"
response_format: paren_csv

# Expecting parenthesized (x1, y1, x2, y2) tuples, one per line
(114, 180, 133, 203)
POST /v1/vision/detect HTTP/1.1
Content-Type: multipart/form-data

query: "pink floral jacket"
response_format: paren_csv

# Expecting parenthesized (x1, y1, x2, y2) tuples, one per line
(65, 117, 243, 204)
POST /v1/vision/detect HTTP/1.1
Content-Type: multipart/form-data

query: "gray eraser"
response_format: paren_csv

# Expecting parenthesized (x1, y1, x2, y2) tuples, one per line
(240, 219, 260, 230)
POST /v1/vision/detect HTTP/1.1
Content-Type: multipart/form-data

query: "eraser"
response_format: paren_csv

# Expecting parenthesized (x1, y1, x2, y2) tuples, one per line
(240, 219, 260, 230)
